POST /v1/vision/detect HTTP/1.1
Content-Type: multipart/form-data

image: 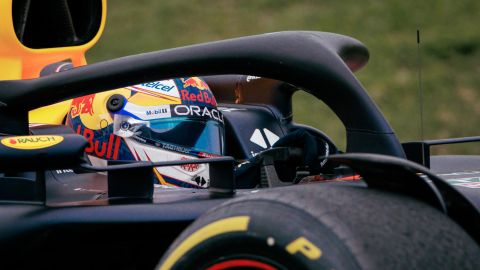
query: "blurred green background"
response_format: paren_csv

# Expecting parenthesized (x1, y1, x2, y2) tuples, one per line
(88, 0, 480, 154)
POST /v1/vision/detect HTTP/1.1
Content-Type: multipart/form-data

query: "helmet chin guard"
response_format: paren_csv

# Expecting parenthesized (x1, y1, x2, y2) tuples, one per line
(123, 138, 210, 188)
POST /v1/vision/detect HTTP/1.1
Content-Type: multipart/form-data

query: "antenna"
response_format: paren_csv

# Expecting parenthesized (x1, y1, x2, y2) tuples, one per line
(416, 29, 424, 141)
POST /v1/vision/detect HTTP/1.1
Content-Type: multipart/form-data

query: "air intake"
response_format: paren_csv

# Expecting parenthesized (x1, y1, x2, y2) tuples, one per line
(12, 0, 102, 49)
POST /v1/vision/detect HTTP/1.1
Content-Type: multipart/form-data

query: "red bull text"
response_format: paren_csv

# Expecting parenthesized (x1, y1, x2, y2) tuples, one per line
(76, 126, 121, 160)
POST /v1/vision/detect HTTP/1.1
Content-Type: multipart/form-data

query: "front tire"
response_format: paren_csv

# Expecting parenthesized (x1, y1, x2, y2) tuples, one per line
(157, 183, 480, 269)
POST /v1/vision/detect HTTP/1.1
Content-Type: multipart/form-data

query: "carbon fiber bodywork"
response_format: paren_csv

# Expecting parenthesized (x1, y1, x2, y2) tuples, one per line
(0, 30, 478, 269)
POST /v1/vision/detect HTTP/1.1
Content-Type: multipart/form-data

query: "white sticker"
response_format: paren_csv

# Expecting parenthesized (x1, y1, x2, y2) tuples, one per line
(263, 128, 280, 145)
(124, 102, 171, 120)
(250, 129, 268, 148)
(127, 80, 180, 99)
(246, 75, 261, 82)
(249, 128, 280, 149)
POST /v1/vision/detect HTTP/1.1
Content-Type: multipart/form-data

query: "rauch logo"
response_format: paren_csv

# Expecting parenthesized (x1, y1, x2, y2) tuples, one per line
(1, 135, 64, 150)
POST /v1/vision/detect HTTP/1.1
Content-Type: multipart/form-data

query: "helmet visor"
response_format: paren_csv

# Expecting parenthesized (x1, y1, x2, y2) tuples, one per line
(114, 115, 224, 156)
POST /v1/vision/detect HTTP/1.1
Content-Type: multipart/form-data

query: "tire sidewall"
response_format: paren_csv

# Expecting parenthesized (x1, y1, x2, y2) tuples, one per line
(157, 198, 360, 270)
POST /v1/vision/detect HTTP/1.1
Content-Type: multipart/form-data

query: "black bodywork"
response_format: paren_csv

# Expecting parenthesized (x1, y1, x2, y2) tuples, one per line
(0, 31, 479, 268)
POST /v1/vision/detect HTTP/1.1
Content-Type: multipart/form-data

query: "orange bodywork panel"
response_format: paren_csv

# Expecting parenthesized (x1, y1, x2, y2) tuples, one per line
(0, 0, 107, 124)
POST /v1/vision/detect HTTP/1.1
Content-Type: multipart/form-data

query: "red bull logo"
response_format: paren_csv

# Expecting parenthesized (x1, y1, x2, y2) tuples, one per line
(70, 94, 95, 118)
(183, 77, 209, 90)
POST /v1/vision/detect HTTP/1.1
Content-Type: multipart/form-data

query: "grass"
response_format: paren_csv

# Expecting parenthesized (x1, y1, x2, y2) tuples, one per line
(88, 0, 480, 154)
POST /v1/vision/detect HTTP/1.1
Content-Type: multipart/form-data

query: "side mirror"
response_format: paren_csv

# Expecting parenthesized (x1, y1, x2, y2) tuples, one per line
(0, 134, 88, 202)
(0, 134, 87, 171)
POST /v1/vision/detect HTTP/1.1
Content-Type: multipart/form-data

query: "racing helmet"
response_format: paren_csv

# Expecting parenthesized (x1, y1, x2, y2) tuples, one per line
(66, 77, 224, 188)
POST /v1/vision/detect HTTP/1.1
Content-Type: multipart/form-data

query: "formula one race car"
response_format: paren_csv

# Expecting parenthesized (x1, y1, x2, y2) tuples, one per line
(0, 1, 479, 269)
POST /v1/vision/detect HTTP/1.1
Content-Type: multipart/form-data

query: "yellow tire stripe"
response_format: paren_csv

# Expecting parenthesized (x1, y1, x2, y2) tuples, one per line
(158, 216, 250, 270)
